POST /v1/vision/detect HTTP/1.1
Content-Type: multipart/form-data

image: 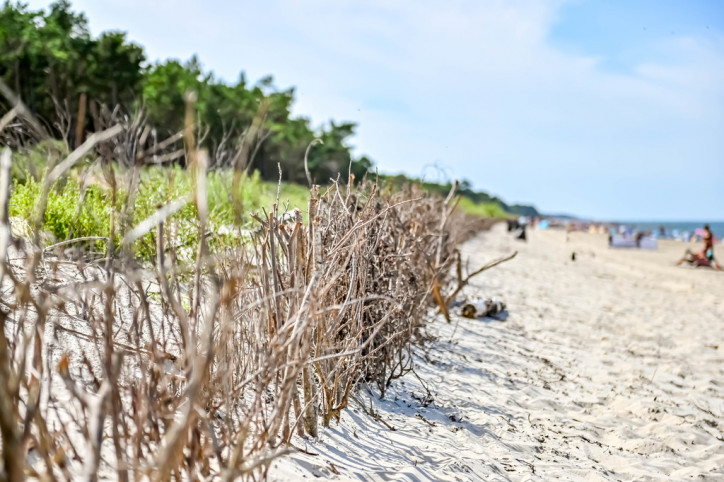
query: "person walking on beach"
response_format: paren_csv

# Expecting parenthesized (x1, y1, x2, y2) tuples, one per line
(676, 224, 721, 269)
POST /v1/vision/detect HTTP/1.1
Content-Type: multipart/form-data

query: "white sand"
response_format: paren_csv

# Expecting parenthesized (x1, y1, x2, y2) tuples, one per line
(272, 223, 724, 481)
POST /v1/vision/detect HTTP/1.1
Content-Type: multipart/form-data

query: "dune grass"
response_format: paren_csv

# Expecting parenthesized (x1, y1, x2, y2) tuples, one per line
(9, 163, 309, 259)
(457, 196, 509, 218)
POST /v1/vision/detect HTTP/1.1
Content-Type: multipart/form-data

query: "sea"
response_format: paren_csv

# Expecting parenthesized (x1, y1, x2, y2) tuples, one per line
(615, 221, 724, 241)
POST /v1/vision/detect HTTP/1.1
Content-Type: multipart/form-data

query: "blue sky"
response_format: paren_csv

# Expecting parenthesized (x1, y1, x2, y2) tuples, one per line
(27, 0, 724, 220)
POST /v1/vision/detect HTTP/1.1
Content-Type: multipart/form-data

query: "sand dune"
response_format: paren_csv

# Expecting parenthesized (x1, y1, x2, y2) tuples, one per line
(272, 223, 724, 481)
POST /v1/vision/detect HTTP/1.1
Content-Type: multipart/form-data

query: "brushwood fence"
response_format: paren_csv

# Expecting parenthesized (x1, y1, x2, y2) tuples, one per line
(0, 84, 506, 480)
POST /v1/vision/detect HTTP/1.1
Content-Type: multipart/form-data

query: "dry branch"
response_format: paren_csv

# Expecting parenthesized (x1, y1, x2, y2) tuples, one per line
(0, 92, 497, 480)
(445, 250, 518, 306)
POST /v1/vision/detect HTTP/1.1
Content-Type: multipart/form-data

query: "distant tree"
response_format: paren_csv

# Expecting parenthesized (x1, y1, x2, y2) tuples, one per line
(89, 31, 145, 108)
(1, 1, 144, 143)
(142, 58, 204, 136)
(0, 1, 41, 101)
(0, 1, 375, 183)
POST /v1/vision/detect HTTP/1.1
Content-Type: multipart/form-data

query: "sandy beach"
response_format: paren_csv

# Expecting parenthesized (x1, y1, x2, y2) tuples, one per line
(273, 222, 724, 481)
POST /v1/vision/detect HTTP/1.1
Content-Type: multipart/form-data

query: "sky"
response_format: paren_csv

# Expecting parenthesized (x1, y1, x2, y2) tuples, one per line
(26, 0, 724, 220)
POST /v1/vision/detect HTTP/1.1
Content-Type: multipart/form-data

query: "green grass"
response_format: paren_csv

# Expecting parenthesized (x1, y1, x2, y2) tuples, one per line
(9, 162, 309, 260)
(10, 140, 68, 184)
(8, 149, 504, 261)
(378, 173, 510, 220)
(457, 197, 508, 218)
(10, 175, 112, 249)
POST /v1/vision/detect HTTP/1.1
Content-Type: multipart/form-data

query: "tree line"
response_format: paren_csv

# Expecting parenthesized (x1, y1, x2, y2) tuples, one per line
(0, 0, 372, 184)
(0, 0, 539, 216)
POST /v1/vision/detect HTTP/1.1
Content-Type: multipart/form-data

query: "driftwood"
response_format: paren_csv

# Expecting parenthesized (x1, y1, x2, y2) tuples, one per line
(444, 250, 518, 307)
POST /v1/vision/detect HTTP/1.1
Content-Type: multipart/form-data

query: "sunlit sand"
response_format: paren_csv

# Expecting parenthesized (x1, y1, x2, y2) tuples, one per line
(274, 223, 724, 480)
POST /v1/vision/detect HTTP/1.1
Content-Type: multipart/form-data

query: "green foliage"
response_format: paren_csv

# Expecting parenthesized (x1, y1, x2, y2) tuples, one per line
(8, 155, 309, 259)
(379, 173, 538, 219)
(457, 197, 508, 218)
(0, 1, 145, 139)
(506, 204, 540, 217)
(1, 1, 370, 183)
(127, 167, 309, 257)
(142, 58, 206, 136)
(9, 174, 111, 251)
(10, 139, 67, 183)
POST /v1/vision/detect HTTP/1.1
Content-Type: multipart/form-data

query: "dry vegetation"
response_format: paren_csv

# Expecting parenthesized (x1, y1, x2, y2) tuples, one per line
(0, 82, 506, 481)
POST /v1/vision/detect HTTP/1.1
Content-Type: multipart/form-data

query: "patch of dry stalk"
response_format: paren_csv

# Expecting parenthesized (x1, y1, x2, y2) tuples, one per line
(0, 82, 507, 481)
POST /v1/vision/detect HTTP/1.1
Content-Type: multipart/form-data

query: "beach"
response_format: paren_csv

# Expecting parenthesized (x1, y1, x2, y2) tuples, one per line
(272, 222, 724, 481)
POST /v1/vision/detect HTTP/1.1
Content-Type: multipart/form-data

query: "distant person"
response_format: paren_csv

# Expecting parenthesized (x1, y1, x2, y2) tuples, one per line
(658, 226, 666, 238)
(702, 225, 722, 269)
(515, 223, 527, 241)
(635, 231, 644, 248)
(676, 224, 721, 270)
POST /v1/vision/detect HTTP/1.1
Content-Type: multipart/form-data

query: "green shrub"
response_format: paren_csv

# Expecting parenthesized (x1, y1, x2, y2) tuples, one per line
(8, 163, 310, 260)
(457, 197, 508, 218)
(9, 176, 111, 250)
(10, 140, 68, 184)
